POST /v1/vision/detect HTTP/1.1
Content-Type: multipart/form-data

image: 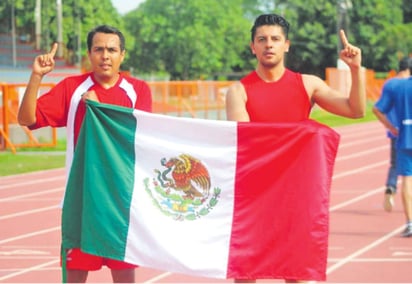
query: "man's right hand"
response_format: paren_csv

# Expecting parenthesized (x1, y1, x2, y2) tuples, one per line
(32, 43, 58, 76)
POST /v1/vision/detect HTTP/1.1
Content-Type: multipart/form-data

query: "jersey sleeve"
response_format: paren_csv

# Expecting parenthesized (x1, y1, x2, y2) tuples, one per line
(29, 80, 70, 130)
(134, 80, 152, 113)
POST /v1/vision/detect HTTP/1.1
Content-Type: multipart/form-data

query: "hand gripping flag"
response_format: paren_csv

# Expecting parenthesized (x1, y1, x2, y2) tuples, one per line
(62, 101, 340, 281)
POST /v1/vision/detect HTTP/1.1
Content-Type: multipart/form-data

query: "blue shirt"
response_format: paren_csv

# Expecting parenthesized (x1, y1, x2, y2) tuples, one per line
(375, 77, 412, 149)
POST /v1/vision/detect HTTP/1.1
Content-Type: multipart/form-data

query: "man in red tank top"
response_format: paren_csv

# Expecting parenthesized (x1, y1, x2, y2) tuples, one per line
(226, 14, 366, 283)
(226, 14, 365, 124)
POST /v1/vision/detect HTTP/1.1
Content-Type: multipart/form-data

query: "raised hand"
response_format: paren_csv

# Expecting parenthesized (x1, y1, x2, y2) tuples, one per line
(32, 42, 58, 76)
(339, 30, 362, 68)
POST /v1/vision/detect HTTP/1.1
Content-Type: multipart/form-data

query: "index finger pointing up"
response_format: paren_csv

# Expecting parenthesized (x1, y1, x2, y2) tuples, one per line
(339, 29, 349, 47)
(49, 42, 58, 57)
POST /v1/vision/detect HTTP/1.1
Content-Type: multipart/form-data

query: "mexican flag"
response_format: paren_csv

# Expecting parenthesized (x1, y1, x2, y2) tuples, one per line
(62, 101, 340, 281)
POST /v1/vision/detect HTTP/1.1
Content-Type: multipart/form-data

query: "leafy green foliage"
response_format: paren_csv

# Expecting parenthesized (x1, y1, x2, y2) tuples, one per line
(124, 0, 251, 80)
(349, 0, 404, 72)
(1, 0, 412, 77)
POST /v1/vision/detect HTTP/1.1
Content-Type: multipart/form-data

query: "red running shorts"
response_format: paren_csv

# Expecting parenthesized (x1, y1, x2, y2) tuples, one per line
(63, 248, 138, 270)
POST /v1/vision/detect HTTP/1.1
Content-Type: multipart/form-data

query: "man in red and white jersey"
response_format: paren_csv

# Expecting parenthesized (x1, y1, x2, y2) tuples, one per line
(18, 25, 152, 283)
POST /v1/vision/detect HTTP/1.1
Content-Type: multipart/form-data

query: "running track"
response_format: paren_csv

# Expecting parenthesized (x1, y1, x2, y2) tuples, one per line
(1, 121, 411, 283)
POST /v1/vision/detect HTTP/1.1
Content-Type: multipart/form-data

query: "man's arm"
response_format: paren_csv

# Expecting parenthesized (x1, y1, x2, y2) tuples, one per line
(225, 82, 250, 122)
(308, 30, 366, 119)
(339, 29, 366, 118)
(18, 43, 58, 126)
(372, 106, 398, 136)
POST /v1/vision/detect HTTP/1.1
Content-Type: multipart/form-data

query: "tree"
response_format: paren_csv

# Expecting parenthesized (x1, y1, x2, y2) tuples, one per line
(0, 0, 36, 36)
(52, 0, 126, 65)
(124, 0, 250, 80)
(0, 0, 126, 67)
(349, 0, 404, 72)
(403, 0, 412, 23)
(255, 0, 409, 74)
(1, 0, 411, 76)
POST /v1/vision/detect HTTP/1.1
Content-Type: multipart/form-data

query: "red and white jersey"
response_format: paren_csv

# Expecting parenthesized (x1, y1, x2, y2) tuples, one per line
(30, 72, 152, 177)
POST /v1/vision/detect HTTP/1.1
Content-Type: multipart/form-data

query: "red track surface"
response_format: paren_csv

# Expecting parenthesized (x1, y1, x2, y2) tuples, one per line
(1, 121, 411, 283)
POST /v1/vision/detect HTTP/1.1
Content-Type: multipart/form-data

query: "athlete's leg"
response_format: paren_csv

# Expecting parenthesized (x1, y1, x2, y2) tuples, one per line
(401, 175, 412, 222)
(64, 249, 101, 283)
(110, 268, 135, 283)
(66, 270, 88, 283)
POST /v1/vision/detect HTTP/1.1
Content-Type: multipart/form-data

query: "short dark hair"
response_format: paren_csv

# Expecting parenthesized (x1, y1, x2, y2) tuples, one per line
(398, 56, 412, 72)
(86, 25, 125, 52)
(251, 14, 290, 42)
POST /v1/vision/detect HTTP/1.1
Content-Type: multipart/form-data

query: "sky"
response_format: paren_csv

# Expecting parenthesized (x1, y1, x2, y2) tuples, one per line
(110, 0, 145, 14)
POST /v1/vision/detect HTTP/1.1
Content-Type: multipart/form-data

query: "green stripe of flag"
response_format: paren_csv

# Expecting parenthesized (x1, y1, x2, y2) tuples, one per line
(62, 101, 137, 261)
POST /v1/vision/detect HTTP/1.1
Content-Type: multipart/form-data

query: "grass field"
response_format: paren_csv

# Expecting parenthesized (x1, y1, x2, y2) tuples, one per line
(0, 104, 378, 177)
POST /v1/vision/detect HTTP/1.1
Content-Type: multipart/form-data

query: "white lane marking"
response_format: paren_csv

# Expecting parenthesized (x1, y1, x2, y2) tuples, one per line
(326, 225, 405, 274)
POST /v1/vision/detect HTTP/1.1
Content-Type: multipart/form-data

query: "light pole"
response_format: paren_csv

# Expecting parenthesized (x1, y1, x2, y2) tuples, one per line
(11, 1, 16, 67)
(35, 0, 41, 50)
(76, 0, 81, 67)
(336, 0, 352, 68)
(56, 0, 63, 58)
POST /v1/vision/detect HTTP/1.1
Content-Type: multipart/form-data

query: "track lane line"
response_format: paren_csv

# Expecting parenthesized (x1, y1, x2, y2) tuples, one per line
(0, 205, 59, 220)
(326, 225, 405, 275)
(333, 161, 387, 179)
(0, 227, 60, 245)
(0, 259, 60, 281)
(0, 188, 64, 202)
(0, 177, 65, 190)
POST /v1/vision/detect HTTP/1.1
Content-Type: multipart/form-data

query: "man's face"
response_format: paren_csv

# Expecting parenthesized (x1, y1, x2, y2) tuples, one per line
(88, 32, 125, 80)
(250, 25, 290, 68)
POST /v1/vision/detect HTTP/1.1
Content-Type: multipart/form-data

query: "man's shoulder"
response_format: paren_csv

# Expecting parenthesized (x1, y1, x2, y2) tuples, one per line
(52, 73, 91, 90)
(121, 74, 149, 87)
(240, 70, 258, 84)
(384, 76, 409, 85)
(119, 74, 152, 97)
(382, 77, 412, 94)
(60, 72, 91, 83)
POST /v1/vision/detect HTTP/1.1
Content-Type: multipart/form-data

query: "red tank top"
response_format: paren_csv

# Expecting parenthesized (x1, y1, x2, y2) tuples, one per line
(241, 69, 311, 122)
